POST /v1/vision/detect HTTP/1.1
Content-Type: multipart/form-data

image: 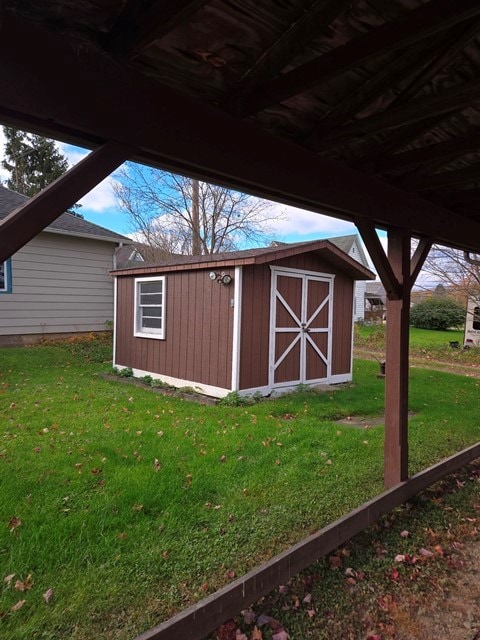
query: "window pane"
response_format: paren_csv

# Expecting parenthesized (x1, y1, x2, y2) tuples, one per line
(140, 293, 162, 305)
(143, 317, 162, 329)
(0, 262, 4, 290)
(142, 306, 162, 317)
(140, 281, 162, 294)
(474, 306, 480, 330)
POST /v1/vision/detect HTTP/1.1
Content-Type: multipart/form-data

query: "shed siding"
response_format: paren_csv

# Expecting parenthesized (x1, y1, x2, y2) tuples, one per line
(115, 268, 234, 390)
(240, 253, 355, 390)
(0, 232, 116, 335)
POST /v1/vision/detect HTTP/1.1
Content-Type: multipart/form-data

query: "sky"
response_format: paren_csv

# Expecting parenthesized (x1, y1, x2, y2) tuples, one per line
(0, 130, 389, 273)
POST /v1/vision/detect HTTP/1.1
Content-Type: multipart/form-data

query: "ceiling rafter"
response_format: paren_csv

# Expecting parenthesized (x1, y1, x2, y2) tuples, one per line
(104, 0, 208, 61)
(308, 36, 443, 147)
(403, 164, 480, 192)
(313, 78, 480, 152)
(377, 131, 480, 172)
(226, 0, 350, 112)
(239, 0, 480, 115)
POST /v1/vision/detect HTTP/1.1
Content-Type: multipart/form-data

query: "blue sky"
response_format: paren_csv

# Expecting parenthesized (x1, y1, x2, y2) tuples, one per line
(0, 132, 388, 269)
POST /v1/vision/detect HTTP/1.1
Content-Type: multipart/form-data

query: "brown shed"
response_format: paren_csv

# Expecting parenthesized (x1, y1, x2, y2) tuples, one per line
(112, 240, 374, 398)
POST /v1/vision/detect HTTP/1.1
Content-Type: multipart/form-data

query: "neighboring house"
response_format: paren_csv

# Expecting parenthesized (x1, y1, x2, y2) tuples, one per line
(0, 185, 130, 345)
(112, 240, 374, 398)
(272, 235, 371, 321)
(365, 281, 387, 322)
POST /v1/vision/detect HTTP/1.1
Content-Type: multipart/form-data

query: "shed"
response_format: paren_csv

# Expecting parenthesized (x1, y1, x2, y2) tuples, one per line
(112, 240, 374, 398)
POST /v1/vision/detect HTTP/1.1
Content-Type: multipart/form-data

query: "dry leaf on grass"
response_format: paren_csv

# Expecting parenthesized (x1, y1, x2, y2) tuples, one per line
(43, 588, 54, 604)
(11, 600, 26, 612)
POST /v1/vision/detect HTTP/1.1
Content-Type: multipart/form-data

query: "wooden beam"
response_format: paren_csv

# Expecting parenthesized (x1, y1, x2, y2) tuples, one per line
(1, 15, 480, 253)
(314, 78, 480, 151)
(105, 0, 208, 60)
(0, 141, 133, 263)
(376, 131, 480, 173)
(133, 442, 480, 640)
(308, 38, 440, 145)
(403, 164, 480, 192)
(226, 0, 349, 111)
(355, 219, 401, 300)
(384, 230, 411, 488)
(410, 237, 433, 286)
(240, 0, 480, 115)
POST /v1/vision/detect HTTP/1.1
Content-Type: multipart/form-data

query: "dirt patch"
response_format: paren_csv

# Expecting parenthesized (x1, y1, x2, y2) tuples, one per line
(336, 412, 416, 429)
(394, 540, 480, 640)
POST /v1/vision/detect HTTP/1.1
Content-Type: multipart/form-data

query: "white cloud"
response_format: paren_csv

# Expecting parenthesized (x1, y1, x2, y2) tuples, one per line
(269, 203, 357, 238)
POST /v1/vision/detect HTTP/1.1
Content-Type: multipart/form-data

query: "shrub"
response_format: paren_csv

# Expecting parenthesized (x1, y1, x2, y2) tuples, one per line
(410, 297, 465, 331)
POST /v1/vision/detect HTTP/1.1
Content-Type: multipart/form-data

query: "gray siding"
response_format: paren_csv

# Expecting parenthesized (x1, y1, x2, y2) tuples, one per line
(348, 239, 366, 321)
(0, 232, 117, 336)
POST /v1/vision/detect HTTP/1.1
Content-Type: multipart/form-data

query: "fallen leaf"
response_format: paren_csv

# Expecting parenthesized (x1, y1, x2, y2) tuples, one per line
(153, 458, 161, 472)
(302, 593, 312, 604)
(272, 632, 289, 640)
(132, 503, 143, 512)
(4, 573, 15, 586)
(251, 627, 262, 640)
(14, 575, 33, 591)
(216, 619, 237, 640)
(256, 614, 271, 626)
(11, 600, 26, 612)
(419, 547, 434, 557)
(43, 588, 54, 604)
(400, 530, 410, 538)
(8, 516, 22, 532)
(344, 567, 356, 578)
(236, 633, 248, 640)
(394, 554, 406, 563)
(307, 609, 316, 617)
(242, 609, 256, 625)
(329, 555, 342, 568)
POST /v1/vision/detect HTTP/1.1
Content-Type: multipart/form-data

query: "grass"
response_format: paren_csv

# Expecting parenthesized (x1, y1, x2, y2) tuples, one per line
(0, 336, 479, 639)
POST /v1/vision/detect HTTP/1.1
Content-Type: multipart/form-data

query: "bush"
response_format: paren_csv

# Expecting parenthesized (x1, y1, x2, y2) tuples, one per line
(410, 297, 465, 331)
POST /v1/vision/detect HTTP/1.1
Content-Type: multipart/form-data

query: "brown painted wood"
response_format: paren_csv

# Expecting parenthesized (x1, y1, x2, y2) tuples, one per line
(355, 219, 401, 300)
(105, 0, 209, 60)
(0, 141, 133, 264)
(404, 164, 480, 192)
(1, 16, 480, 253)
(385, 230, 411, 488)
(410, 238, 433, 286)
(241, 0, 480, 114)
(134, 442, 480, 640)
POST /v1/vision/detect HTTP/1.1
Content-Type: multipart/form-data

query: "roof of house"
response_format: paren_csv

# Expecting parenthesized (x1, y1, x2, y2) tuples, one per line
(327, 235, 370, 268)
(365, 281, 387, 302)
(0, 185, 129, 244)
(112, 239, 376, 281)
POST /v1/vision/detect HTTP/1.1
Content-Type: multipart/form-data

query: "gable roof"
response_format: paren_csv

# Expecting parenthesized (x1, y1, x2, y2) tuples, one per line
(327, 235, 370, 269)
(111, 239, 375, 281)
(0, 185, 129, 244)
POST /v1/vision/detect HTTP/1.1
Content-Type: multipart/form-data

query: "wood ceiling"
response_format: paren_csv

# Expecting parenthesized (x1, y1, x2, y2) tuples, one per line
(2, 0, 480, 252)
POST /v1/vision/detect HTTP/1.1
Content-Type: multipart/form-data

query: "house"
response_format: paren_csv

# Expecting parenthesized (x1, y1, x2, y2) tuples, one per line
(325, 235, 370, 322)
(112, 240, 374, 397)
(365, 281, 387, 322)
(0, 185, 130, 345)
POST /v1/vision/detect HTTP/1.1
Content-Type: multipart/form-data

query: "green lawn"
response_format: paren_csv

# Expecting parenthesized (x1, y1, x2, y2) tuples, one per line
(0, 338, 479, 639)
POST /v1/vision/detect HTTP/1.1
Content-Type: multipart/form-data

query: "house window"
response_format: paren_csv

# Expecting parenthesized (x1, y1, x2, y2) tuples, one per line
(0, 259, 12, 293)
(473, 306, 480, 331)
(134, 276, 166, 339)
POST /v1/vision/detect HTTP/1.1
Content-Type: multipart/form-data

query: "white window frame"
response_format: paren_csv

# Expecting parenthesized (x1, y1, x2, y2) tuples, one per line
(134, 276, 166, 339)
(0, 259, 12, 294)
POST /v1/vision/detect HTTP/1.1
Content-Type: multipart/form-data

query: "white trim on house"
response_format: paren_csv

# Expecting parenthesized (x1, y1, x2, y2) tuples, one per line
(231, 266, 243, 391)
(113, 276, 118, 365)
(133, 275, 166, 339)
(115, 365, 231, 398)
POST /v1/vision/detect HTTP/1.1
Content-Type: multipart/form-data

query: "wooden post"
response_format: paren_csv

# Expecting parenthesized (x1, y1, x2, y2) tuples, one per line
(384, 229, 411, 487)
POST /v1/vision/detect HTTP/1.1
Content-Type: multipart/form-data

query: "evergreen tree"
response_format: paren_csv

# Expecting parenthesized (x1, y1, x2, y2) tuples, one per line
(2, 127, 69, 197)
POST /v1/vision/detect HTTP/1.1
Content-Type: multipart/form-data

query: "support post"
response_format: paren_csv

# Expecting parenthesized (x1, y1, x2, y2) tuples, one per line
(384, 229, 411, 487)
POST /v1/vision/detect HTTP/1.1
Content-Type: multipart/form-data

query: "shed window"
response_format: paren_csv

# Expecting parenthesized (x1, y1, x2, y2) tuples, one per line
(134, 277, 166, 339)
(0, 259, 12, 293)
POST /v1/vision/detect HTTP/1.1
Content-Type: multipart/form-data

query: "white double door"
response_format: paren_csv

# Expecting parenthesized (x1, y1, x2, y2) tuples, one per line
(269, 267, 333, 389)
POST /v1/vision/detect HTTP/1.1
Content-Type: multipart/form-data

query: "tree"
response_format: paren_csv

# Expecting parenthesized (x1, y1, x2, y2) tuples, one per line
(2, 126, 69, 197)
(421, 244, 480, 304)
(410, 297, 465, 331)
(113, 163, 284, 255)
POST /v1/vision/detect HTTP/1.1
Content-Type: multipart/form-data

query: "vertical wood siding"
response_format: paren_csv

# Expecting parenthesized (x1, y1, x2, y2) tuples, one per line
(115, 268, 234, 390)
(240, 253, 355, 390)
(0, 232, 116, 336)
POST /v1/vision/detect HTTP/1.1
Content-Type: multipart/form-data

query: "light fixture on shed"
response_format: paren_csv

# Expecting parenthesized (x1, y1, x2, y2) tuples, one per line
(220, 273, 232, 285)
(209, 271, 217, 281)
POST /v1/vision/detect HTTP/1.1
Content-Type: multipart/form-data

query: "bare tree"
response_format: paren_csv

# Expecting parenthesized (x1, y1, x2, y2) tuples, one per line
(421, 244, 480, 304)
(113, 164, 284, 255)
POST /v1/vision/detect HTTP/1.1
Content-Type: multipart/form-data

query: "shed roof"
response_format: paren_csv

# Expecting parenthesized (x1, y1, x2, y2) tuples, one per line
(0, 185, 129, 244)
(111, 239, 375, 281)
(2, 1, 480, 255)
